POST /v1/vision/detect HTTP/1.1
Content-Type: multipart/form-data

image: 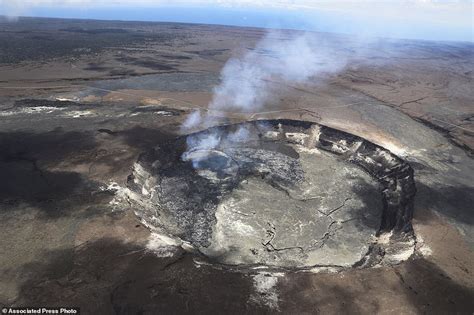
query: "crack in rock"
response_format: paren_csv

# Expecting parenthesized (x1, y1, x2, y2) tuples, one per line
(125, 119, 417, 269)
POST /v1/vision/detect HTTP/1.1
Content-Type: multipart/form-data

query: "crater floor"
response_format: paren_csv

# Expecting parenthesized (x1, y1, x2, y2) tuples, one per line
(202, 148, 382, 267)
(129, 120, 415, 269)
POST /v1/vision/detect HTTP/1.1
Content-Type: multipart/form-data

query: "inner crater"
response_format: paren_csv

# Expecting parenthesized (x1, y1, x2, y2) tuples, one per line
(127, 119, 416, 269)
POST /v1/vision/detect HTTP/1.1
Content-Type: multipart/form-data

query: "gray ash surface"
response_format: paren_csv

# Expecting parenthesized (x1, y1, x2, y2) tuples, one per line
(128, 120, 416, 268)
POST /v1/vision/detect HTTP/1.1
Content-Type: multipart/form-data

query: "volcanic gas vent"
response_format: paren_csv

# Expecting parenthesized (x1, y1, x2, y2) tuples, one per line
(127, 120, 416, 269)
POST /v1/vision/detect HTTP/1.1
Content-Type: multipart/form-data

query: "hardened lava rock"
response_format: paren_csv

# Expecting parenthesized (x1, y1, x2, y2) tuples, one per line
(127, 119, 416, 270)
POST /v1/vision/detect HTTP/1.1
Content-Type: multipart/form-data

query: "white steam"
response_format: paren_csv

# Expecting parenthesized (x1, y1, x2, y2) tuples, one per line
(183, 31, 348, 130)
(181, 110, 202, 129)
(185, 132, 221, 153)
(183, 31, 347, 129)
(182, 132, 222, 168)
(227, 125, 250, 143)
(181, 31, 354, 166)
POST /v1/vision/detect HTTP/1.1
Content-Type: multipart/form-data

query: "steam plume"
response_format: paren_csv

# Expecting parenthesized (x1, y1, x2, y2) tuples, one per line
(183, 30, 349, 130)
(181, 30, 354, 165)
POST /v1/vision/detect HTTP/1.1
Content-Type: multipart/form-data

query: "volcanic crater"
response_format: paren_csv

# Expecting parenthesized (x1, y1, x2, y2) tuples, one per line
(126, 119, 417, 270)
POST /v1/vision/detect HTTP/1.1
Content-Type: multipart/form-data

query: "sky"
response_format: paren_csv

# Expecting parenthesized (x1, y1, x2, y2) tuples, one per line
(0, 0, 472, 42)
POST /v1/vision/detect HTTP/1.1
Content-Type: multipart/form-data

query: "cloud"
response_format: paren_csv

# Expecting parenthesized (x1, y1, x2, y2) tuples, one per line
(2, 0, 471, 21)
(0, 0, 471, 41)
(1, 0, 471, 10)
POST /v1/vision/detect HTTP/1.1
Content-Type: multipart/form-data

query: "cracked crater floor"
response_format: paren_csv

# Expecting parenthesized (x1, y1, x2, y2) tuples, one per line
(202, 147, 381, 267)
(128, 120, 415, 269)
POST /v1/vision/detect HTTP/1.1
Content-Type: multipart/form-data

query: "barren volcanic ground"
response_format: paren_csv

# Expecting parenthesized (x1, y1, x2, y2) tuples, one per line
(0, 17, 473, 314)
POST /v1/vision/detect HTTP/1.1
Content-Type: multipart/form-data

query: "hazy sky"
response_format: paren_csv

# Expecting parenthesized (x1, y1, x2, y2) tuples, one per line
(0, 0, 472, 42)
